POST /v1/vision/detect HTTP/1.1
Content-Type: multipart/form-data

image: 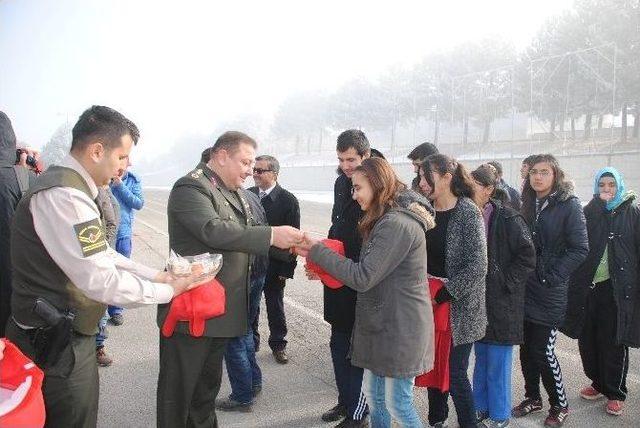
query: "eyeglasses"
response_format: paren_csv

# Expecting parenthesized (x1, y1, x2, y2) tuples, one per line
(528, 169, 552, 177)
(253, 168, 273, 175)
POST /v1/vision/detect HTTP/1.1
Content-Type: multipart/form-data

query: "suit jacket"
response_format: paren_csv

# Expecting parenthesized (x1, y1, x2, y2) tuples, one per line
(249, 184, 300, 279)
(158, 163, 272, 337)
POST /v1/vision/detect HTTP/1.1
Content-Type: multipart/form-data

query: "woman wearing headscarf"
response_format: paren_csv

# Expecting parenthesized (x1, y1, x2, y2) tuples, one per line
(563, 167, 640, 417)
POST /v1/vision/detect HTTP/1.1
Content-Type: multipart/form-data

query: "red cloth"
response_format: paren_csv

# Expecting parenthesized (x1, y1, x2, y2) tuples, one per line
(305, 239, 346, 289)
(161, 278, 226, 337)
(0, 339, 45, 427)
(414, 277, 451, 392)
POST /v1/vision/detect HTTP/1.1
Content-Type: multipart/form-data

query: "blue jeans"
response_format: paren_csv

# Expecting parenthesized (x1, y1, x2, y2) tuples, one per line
(427, 342, 475, 427)
(95, 310, 109, 348)
(330, 327, 368, 420)
(109, 236, 132, 317)
(363, 369, 423, 428)
(224, 275, 265, 404)
(473, 342, 513, 421)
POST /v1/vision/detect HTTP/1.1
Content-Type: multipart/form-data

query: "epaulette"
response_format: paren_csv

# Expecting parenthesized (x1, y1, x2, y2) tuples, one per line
(189, 168, 203, 179)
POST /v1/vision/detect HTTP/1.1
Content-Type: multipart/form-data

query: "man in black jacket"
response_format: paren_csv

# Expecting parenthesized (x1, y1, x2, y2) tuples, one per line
(488, 160, 521, 211)
(407, 142, 439, 194)
(249, 155, 300, 364)
(316, 130, 374, 428)
(0, 112, 35, 336)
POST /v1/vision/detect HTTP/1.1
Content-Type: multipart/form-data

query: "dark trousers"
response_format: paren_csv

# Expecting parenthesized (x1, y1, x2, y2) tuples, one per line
(520, 320, 568, 408)
(252, 275, 288, 352)
(157, 332, 229, 428)
(6, 319, 99, 428)
(578, 280, 629, 401)
(108, 236, 132, 317)
(330, 326, 368, 421)
(428, 342, 475, 427)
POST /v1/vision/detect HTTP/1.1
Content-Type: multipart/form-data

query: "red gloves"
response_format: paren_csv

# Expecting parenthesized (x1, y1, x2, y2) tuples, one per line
(161, 278, 226, 337)
(306, 239, 346, 289)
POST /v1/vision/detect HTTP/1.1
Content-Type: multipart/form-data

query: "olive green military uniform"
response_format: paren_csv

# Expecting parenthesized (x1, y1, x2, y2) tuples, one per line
(8, 156, 174, 428)
(157, 163, 272, 428)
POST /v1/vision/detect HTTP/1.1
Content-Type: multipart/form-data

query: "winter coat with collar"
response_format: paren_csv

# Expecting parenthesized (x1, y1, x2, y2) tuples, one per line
(0, 112, 19, 334)
(482, 199, 536, 344)
(440, 196, 489, 346)
(248, 183, 299, 280)
(324, 173, 363, 333)
(522, 182, 589, 327)
(309, 189, 436, 378)
(110, 171, 144, 240)
(563, 193, 640, 347)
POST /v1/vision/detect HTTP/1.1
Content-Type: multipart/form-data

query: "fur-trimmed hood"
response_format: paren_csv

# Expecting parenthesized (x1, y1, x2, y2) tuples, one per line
(395, 189, 436, 232)
(550, 180, 576, 203)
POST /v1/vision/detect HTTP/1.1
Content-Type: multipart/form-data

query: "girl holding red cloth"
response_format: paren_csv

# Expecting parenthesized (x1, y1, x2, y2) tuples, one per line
(417, 154, 488, 428)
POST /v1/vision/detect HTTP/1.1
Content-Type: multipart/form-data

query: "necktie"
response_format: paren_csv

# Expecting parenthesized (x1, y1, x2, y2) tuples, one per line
(259, 191, 267, 200)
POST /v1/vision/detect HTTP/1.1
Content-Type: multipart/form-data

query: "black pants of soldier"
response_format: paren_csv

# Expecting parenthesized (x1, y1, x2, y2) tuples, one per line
(520, 320, 568, 409)
(578, 279, 629, 401)
(6, 318, 99, 428)
(252, 276, 288, 352)
(157, 331, 228, 428)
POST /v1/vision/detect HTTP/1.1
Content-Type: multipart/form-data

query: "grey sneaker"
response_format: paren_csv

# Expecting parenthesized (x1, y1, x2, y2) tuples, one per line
(109, 313, 124, 326)
(483, 419, 510, 428)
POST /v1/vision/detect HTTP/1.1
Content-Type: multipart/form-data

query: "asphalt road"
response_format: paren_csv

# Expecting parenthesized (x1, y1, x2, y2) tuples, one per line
(97, 190, 639, 427)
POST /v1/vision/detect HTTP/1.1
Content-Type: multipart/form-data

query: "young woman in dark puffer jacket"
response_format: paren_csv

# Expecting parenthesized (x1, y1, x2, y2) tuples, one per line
(419, 154, 488, 428)
(470, 165, 536, 428)
(512, 154, 588, 428)
(562, 167, 640, 417)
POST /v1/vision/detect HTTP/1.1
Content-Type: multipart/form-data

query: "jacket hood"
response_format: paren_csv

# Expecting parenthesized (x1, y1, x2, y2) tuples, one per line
(122, 170, 141, 183)
(395, 189, 436, 231)
(593, 167, 626, 211)
(0, 111, 17, 167)
(550, 180, 576, 203)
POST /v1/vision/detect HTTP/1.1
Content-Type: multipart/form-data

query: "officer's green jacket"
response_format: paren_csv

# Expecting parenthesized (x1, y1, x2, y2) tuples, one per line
(157, 163, 272, 337)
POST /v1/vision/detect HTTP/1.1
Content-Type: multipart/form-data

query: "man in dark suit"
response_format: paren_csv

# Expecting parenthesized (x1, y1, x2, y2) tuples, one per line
(157, 132, 303, 427)
(249, 155, 300, 364)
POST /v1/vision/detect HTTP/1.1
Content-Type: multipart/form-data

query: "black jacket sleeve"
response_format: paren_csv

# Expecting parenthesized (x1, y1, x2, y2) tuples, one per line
(502, 214, 536, 292)
(546, 198, 589, 286)
(276, 194, 300, 278)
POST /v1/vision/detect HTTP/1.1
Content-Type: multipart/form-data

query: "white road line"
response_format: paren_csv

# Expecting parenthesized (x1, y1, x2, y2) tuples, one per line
(137, 218, 168, 237)
(283, 296, 329, 326)
(145, 199, 167, 208)
(142, 206, 167, 217)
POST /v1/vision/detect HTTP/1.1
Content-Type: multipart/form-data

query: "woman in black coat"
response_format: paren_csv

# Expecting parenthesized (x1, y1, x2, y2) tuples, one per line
(470, 165, 536, 427)
(563, 167, 640, 417)
(512, 154, 588, 427)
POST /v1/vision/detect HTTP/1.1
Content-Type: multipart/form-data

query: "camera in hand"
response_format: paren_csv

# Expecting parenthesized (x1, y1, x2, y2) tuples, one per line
(16, 148, 38, 168)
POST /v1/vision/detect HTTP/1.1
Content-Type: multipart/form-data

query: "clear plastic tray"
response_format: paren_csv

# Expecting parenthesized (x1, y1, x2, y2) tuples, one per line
(166, 251, 223, 279)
